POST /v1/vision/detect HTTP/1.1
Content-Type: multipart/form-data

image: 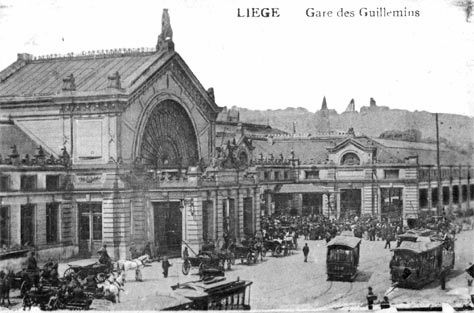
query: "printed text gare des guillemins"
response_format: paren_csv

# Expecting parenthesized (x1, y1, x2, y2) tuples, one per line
(236, 7, 421, 18)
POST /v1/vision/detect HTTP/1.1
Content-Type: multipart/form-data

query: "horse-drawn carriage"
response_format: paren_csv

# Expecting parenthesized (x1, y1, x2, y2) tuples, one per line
(227, 241, 260, 265)
(262, 237, 294, 257)
(182, 251, 226, 277)
(63, 261, 113, 283)
(26, 285, 93, 310)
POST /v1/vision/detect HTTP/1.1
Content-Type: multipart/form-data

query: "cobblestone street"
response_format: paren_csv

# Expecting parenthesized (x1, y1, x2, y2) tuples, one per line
(1, 230, 472, 311)
(101, 229, 474, 310)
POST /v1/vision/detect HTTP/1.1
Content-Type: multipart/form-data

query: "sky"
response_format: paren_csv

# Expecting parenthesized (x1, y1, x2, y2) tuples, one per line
(0, 0, 473, 116)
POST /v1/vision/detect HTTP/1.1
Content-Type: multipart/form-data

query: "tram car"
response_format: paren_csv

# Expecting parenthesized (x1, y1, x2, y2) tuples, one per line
(326, 235, 361, 281)
(170, 277, 253, 310)
(390, 233, 455, 289)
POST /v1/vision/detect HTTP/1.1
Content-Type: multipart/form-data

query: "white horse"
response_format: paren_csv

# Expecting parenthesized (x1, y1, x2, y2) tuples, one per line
(98, 273, 124, 303)
(114, 254, 150, 282)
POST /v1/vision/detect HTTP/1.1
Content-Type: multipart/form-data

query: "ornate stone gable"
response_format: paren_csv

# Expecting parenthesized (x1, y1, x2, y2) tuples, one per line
(128, 54, 221, 122)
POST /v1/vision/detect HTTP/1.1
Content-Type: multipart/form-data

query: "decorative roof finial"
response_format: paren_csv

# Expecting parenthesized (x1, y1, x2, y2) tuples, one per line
(156, 9, 174, 52)
(107, 71, 122, 89)
(62, 74, 76, 91)
(370, 97, 377, 107)
(321, 96, 328, 110)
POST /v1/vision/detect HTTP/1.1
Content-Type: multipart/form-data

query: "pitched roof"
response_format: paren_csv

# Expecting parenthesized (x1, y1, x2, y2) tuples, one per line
(252, 138, 330, 164)
(0, 121, 41, 157)
(0, 50, 168, 99)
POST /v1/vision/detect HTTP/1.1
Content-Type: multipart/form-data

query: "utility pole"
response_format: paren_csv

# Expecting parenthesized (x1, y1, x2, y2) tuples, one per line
(435, 113, 443, 216)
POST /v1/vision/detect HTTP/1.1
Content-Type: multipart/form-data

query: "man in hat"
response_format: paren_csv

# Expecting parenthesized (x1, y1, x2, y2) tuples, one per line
(303, 243, 310, 262)
(162, 256, 172, 278)
(366, 286, 377, 310)
(98, 244, 112, 268)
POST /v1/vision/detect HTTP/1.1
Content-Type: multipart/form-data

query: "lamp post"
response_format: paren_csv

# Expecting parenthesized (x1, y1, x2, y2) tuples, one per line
(435, 113, 443, 217)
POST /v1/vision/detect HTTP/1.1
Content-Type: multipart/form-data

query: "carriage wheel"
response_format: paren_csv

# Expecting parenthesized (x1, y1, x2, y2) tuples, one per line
(96, 273, 107, 283)
(63, 268, 75, 278)
(225, 258, 232, 270)
(198, 262, 204, 275)
(273, 245, 282, 256)
(246, 252, 253, 265)
(182, 260, 191, 275)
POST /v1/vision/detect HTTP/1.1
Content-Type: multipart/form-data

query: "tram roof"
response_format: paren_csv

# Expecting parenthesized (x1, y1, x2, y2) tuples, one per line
(393, 240, 442, 254)
(327, 235, 361, 249)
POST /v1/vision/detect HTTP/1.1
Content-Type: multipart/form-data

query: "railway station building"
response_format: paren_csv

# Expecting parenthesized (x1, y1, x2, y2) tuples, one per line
(0, 10, 261, 261)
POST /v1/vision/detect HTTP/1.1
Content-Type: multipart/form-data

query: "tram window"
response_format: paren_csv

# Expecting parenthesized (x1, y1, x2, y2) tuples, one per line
(329, 249, 351, 262)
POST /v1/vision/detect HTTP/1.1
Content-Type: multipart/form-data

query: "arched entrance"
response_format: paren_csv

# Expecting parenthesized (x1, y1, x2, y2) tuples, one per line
(138, 99, 199, 257)
(139, 99, 199, 169)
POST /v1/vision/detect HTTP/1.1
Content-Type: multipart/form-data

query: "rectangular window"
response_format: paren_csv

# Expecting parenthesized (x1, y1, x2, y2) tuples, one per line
(0, 175, 10, 191)
(202, 200, 214, 243)
(384, 170, 399, 179)
(21, 204, 35, 246)
(46, 175, 60, 191)
(442, 186, 450, 205)
(452, 185, 459, 204)
(21, 175, 37, 191)
(0, 206, 10, 248)
(274, 171, 280, 180)
(380, 187, 403, 218)
(243, 197, 253, 237)
(419, 189, 428, 208)
(263, 171, 269, 180)
(46, 202, 59, 244)
(91, 203, 102, 240)
(305, 170, 319, 179)
(284, 171, 289, 180)
(432, 188, 439, 206)
(462, 185, 468, 202)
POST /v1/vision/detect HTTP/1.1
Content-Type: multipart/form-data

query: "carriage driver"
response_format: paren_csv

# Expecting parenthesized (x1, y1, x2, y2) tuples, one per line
(97, 244, 112, 267)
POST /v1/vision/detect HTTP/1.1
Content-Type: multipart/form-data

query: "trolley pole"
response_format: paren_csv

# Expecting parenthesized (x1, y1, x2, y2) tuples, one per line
(435, 113, 443, 217)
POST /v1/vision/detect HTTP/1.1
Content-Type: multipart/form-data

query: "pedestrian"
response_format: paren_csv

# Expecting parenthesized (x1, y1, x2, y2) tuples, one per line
(303, 243, 309, 262)
(135, 267, 143, 282)
(440, 269, 447, 290)
(182, 247, 189, 260)
(380, 296, 390, 309)
(384, 229, 391, 249)
(162, 256, 172, 278)
(366, 286, 377, 310)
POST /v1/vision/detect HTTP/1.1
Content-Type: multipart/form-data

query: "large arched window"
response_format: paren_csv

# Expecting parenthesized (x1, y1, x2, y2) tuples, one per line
(341, 152, 360, 165)
(238, 151, 248, 165)
(139, 100, 198, 169)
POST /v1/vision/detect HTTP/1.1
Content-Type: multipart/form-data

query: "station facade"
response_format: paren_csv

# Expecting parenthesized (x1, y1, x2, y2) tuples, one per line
(0, 10, 261, 260)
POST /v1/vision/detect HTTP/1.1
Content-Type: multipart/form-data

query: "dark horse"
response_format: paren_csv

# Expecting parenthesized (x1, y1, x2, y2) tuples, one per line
(0, 270, 12, 307)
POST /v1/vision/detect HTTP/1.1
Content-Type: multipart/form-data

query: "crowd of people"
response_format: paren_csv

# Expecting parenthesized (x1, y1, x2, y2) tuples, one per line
(260, 213, 406, 247)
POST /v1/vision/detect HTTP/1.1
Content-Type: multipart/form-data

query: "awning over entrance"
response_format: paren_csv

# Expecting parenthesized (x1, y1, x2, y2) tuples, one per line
(275, 184, 327, 194)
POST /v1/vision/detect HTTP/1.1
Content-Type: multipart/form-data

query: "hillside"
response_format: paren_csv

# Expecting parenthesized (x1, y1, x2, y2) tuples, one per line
(234, 104, 474, 157)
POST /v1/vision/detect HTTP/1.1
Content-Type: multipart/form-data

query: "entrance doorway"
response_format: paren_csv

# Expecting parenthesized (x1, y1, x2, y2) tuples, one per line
(302, 193, 323, 216)
(340, 189, 361, 219)
(153, 201, 182, 257)
(78, 202, 102, 256)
